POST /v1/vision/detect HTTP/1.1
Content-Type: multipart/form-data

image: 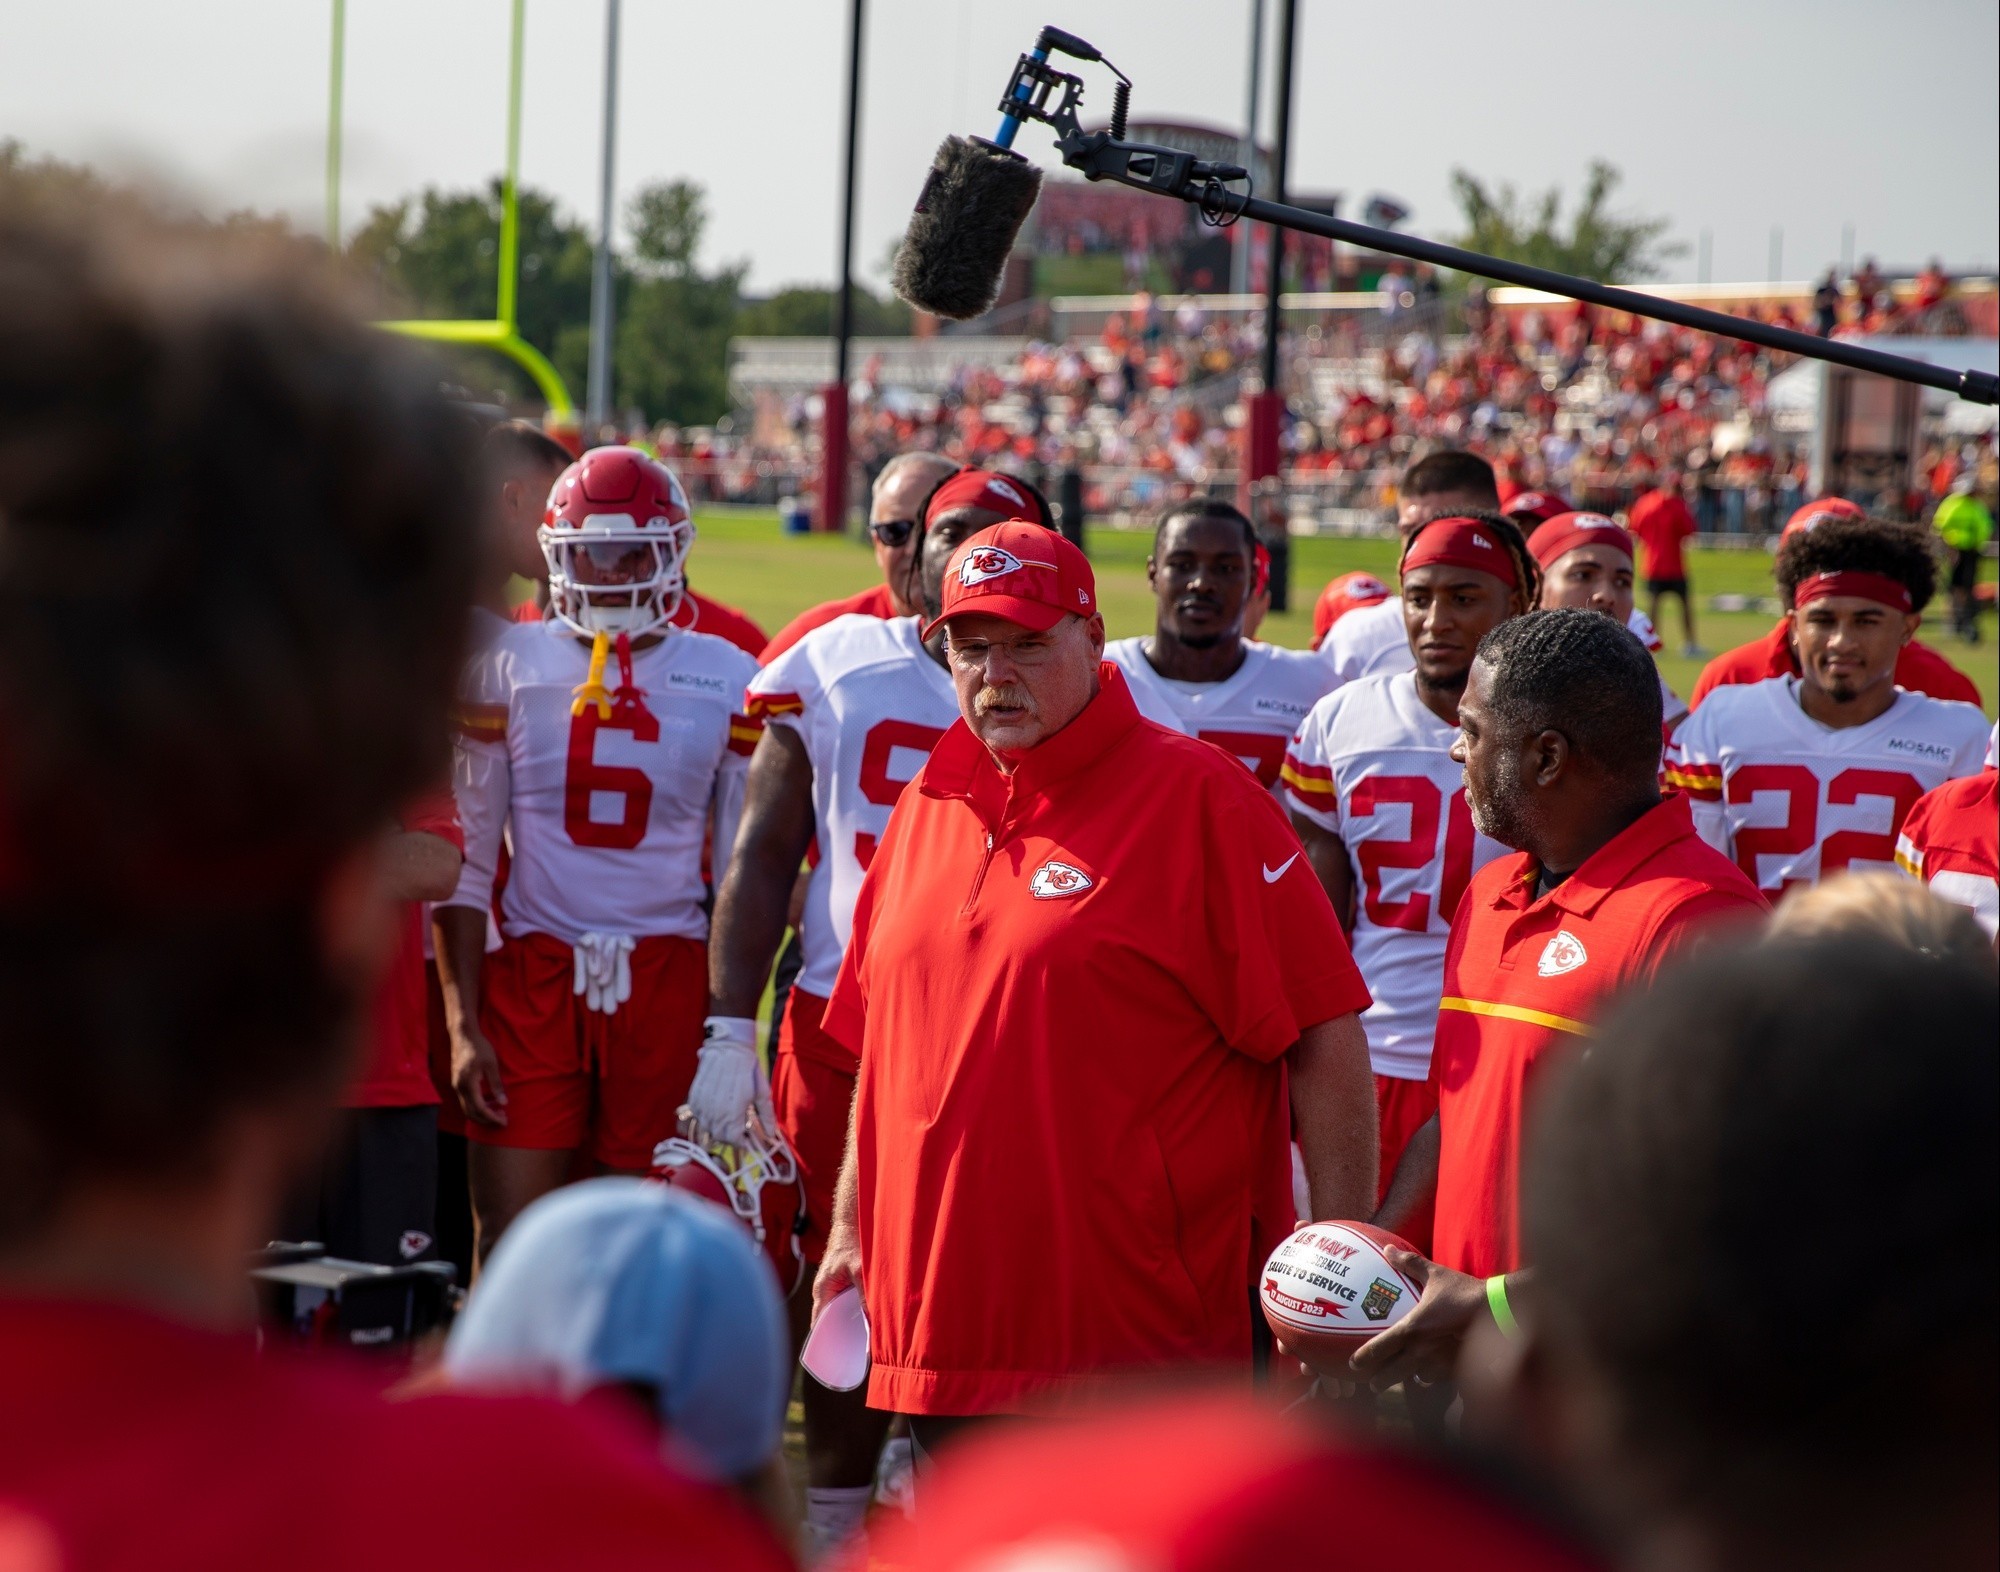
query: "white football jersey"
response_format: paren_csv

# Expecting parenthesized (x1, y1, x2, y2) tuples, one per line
(1106, 637, 1336, 795)
(1282, 673, 1505, 1080)
(444, 618, 759, 944)
(749, 615, 960, 997)
(1319, 595, 1412, 686)
(1665, 677, 1988, 898)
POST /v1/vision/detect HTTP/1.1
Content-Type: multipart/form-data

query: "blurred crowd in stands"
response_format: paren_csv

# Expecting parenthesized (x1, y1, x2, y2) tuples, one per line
(627, 262, 1996, 537)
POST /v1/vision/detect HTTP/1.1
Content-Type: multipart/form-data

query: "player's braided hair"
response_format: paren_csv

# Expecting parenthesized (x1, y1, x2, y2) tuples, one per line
(0, 199, 478, 1236)
(1151, 497, 1257, 565)
(1474, 608, 1663, 780)
(1774, 512, 1937, 613)
(1527, 936, 1997, 1540)
(1399, 509, 1541, 616)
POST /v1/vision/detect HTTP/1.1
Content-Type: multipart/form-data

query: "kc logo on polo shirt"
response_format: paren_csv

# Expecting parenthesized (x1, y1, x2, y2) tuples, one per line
(1536, 929, 1588, 977)
(1028, 860, 1094, 899)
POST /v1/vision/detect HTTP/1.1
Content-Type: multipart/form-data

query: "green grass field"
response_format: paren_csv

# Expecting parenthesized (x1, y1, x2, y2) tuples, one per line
(687, 507, 1998, 718)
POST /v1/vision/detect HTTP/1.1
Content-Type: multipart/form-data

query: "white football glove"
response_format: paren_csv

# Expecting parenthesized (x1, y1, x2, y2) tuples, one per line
(572, 932, 635, 1015)
(685, 1015, 772, 1147)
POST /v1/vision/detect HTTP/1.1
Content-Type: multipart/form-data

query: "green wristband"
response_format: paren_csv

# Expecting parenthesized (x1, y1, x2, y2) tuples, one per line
(1485, 1273, 1521, 1340)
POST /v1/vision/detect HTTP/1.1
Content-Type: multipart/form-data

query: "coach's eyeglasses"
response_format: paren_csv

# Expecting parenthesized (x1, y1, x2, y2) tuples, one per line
(869, 519, 918, 549)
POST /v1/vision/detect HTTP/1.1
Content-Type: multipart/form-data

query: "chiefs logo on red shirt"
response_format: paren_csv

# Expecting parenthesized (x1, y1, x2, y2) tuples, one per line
(1028, 860, 1094, 899)
(958, 546, 1049, 586)
(1537, 929, 1588, 977)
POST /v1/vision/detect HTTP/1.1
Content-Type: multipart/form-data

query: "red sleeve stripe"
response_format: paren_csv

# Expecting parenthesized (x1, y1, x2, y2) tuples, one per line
(1279, 754, 1337, 802)
(744, 691, 805, 722)
(452, 702, 507, 742)
(1661, 763, 1723, 801)
(727, 715, 763, 757)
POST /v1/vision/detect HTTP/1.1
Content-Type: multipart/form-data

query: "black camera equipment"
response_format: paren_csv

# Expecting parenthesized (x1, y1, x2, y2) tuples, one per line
(893, 24, 1996, 408)
(252, 1243, 458, 1355)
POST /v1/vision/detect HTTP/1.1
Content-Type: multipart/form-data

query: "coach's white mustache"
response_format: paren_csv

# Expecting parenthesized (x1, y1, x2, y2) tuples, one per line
(973, 684, 1034, 715)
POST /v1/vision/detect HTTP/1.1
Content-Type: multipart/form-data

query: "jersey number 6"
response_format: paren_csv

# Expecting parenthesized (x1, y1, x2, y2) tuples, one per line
(564, 704, 660, 849)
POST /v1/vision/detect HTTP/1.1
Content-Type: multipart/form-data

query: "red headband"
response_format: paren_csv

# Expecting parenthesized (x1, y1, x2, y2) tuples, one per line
(1794, 571, 1913, 614)
(1401, 517, 1517, 589)
(1527, 512, 1634, 570)
(925, 469, 1037, 526)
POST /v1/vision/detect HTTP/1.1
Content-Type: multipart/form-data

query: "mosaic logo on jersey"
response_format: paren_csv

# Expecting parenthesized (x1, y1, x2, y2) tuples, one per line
(667, 671, 729, 696)
(1254, 695, 1311, 720)
(1885, 737, 1953, 762)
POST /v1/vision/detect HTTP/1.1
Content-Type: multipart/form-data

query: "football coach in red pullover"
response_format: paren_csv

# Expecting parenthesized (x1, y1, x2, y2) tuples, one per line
(811, 520, 1377, 1463)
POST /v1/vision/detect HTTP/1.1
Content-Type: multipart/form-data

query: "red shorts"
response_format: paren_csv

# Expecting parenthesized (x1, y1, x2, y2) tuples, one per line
(771, 986, 857, 1265)
(425, 961, 466, 1139)
(471, 931, 705, 1171)
(1376, 1071, 1438, 1257)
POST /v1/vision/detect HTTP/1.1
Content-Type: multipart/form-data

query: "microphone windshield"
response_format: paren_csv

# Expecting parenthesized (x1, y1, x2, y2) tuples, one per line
(892, 137, 1042, 322)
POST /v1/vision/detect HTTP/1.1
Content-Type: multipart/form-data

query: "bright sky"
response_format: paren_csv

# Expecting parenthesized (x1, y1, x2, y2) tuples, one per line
(3, 0, 1994, 294)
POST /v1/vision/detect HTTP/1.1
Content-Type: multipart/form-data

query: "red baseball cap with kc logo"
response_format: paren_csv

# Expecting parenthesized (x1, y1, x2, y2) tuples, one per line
(927, 521, 1097, 638)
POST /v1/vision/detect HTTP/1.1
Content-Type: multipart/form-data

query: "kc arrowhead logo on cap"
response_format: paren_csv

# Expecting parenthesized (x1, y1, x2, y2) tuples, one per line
(959, 545, 1037, 585)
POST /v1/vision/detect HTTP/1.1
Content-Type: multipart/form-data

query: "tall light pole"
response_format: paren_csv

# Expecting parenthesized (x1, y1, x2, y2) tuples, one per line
(1231, 0, 1263, 298)
(818, 0, 865, 533)
(1243, 0, 1295, 608)
(586, 0, 622, 433)
(325, 0, 346, 248)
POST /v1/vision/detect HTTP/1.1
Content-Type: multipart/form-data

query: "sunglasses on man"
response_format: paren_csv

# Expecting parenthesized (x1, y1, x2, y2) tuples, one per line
(869, 518, 919, 549)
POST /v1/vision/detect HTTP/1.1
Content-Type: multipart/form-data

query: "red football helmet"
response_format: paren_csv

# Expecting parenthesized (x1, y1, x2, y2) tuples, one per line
(539, 446, 695, 638)
(653, 1109, 808, 1297)
(1501, 489, 1572, 527)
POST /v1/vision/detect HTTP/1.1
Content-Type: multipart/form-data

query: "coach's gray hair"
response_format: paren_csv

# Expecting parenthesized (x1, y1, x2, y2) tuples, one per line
(872, 450, 957, 498)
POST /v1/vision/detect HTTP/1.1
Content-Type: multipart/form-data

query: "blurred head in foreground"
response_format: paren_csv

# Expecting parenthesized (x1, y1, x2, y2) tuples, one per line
(1520, 935, 1997, 1568)
(1765, 870, 1992, 967)
(0, 196, 477, 1291)
(445, 1178, 789, 1488)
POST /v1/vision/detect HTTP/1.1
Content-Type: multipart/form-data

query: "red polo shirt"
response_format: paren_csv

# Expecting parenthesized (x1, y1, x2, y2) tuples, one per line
(1432, 795, 1767, 1278)
(1690, 620, 1981, 709)
(824, 666, 1370, 1416)
(759, 583, 899, 664)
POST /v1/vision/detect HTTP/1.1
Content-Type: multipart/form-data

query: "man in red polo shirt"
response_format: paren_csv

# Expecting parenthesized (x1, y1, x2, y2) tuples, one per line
(1322, 610, 1765, 1391)
(760, 453, 970, 662)
(811, 522, 1376, 1458)
(1690, 498, 1981, 708)
(1626, 469, 1700, 655)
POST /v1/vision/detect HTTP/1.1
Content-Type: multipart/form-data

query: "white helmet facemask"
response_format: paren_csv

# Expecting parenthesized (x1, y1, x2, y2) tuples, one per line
(539, 514, 694, 639)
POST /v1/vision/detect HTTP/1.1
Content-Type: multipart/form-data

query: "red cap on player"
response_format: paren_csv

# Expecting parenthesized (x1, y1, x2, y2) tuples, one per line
(1502, 488, 1572, 526)
(1783, 496, 1866, 538)
(926, 521, 1097, 637)
(1311, 571, 1392, 647)
(1528, 511, 1635, 570)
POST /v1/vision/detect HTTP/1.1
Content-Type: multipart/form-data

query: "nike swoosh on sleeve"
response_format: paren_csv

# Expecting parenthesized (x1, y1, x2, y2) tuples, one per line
(1262, 852, 1301, 884)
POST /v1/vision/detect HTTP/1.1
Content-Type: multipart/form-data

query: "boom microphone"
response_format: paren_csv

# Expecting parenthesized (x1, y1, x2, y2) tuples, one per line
(891, 136, 1042, 321)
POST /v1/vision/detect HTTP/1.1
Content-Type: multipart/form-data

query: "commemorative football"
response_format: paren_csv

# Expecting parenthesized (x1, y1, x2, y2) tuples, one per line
(1259, 1221, 1422, 1358)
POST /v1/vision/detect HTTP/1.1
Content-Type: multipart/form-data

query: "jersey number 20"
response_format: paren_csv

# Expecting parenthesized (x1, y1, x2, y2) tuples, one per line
(1351, 775, 1475, 932)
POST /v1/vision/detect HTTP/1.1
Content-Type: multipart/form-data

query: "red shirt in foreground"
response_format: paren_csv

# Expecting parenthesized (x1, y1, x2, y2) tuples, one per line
(346, 793, 463, 1109)
(873, 1392, 1603, 1572)
(1690, 620, 1981, 708)
(0, 1298, 790, 1572)
(759, 582, 900, 663)
(1432, 795, 1768, 1278)
(509, 590, 768, 660)
(1625, 488, 1697, 581)
(824, 667, 1370, 1416)
(1897, 767, 2000, 939)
